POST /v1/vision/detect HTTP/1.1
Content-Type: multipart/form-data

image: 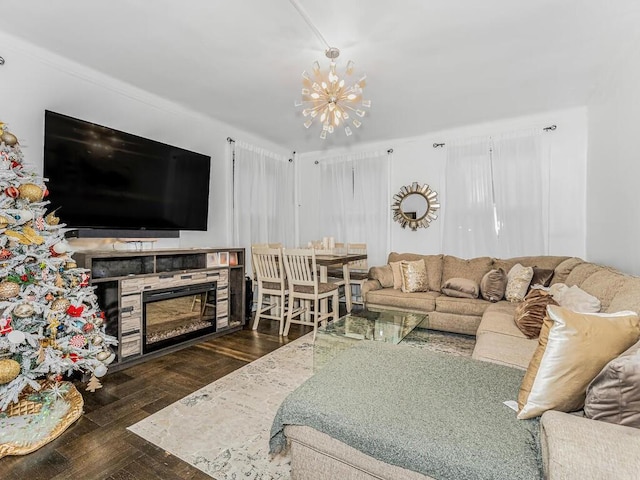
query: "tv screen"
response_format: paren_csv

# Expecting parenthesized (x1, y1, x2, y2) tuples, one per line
(43, 110, 211, 234)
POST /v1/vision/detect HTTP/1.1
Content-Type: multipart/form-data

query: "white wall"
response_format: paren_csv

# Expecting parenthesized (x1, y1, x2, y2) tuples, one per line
(298, 107, 587, 260)
(586, 42, 640, 275)
(0, 31, 290, 252)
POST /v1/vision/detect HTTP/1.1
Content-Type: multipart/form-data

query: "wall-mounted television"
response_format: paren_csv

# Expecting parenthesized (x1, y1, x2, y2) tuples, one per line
(43, 110, 211, 238)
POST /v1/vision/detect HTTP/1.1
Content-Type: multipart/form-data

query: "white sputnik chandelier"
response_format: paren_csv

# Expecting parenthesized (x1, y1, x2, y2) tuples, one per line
(290, 0, 371, 139)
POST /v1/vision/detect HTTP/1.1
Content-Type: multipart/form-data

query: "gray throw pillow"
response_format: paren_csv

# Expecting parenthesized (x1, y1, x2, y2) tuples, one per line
(480, 268, 507, 302)
(442, 277, 479, 299)
(584, 340, 640, 428)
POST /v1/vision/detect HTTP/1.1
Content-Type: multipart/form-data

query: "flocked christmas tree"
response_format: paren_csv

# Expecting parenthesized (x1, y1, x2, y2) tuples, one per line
(0, 121, 117, 412)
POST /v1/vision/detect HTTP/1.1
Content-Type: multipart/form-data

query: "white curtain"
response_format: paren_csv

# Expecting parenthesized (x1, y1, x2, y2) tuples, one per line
(232, 141, 296, 272)
(442, 130, 547, 258)
(304, 150, 390, 266)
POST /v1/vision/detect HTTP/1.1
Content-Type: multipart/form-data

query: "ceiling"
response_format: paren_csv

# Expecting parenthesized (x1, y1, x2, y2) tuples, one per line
(1, 0, 639, 152)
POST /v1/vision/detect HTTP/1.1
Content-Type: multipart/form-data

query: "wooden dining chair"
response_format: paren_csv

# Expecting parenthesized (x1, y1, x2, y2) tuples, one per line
(251, 246, 288, 335)
(347, 243, 368, 305)
(282, 248, 339, 339)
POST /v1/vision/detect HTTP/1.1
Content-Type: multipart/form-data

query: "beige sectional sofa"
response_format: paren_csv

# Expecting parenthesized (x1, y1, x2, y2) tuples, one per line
(283, 253, 640, 479)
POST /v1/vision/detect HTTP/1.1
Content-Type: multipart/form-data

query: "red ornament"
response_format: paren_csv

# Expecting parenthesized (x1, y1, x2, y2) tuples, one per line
(67, 305, 84, 317)
(55, 374, 63, 382)
(10, 161, 21, 169)
(5, 186, 19, 198)
(49, 245, 61, 257)
(20, 274, 28, 282)
(82, 323, 94, 333)
(80, 272, 90, 287)
(69, 334, 86, 348)
(42, 187, 49, 198)
(0, 317, 12, 335)
(99, 312, 106, 319)
(67, 353, 80, 363)
(0, 248, 11, 259)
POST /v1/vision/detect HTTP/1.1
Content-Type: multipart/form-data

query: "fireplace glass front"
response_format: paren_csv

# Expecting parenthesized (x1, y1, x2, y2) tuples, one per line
(142, 282, 217, 353)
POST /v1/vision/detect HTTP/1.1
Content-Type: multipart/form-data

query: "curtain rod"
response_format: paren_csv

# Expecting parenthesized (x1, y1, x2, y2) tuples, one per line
(432, 124, 557, 148)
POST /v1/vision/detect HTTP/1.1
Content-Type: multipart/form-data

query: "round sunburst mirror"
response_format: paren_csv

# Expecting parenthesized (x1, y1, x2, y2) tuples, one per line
(392, 182, 440, 231)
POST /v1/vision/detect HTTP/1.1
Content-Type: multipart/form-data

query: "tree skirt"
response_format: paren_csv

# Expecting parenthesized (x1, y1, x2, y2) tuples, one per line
(0, 381, 84, 458)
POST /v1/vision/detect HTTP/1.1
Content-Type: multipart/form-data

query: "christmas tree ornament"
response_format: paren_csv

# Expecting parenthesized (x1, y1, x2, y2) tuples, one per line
(10, 209, 34, 224)
(7, 330, 26, 344)
(50, 297, 71, 312)
(0, 215, 14, 228)
(65, 260, 78, 269)
(92, 335, 103, 345)
(66, 305, 84, 317)
(18, 183, 44, 202)
(93, 364, 108, 378)
(69, 334, 86, 348)
(45, 210, 60, 226)
(86, 374, 102, 392)
(0, 359, 20, 384)
(0, 281, 20, 299)
(52, 241, 70, 255)
(45, 292, 54, 302)
(96, 351, 110, 361)
(0, 249, 12, 259)
(0, 130, 18, 146)
(82, 323, 94, 333)
(4, 186, 19, 198)
(12, 303, 35, 318)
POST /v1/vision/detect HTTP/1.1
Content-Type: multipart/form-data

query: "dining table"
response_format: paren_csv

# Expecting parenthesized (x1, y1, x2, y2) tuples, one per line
(315, 253, 368, 314)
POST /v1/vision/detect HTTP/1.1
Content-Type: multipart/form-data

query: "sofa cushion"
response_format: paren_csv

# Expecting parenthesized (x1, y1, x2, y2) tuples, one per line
(389, 261, 403, 289)
(514, 289, 558, 339)
(435, 295, 489, 316)
(441, 255, 492, 287)
(493, 256, 570, 276)
(517, 306, 640, 420)
(584, 340, 640, 428)
(441, 277, 479, 299)
(427, 311, 481, 336)
(366, 288, 438, 312)
(388, 253, 443, 292)
(369, 264, 394, 288)
(473, 302, 537, 369)
(530, 267, 554, 288)
(505, 263, 534, 302)
(480, 268, 507, 302)
(400, 260, 429, 293)
(607, 276, 640, 315)
(579, 269, 628, 312)
(549, 284, 601, 313)
(550, 257, 584, 285)
(564, 262, 605, 287)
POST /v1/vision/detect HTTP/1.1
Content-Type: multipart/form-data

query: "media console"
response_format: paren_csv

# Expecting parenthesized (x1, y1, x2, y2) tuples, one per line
(72, 248, 245, 371)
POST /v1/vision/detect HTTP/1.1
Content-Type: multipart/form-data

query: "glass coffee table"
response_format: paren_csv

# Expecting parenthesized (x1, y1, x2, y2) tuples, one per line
(313, 308, 427, 371)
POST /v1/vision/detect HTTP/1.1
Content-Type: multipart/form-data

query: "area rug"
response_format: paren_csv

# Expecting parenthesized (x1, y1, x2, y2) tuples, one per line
(127, 329, 475, 479)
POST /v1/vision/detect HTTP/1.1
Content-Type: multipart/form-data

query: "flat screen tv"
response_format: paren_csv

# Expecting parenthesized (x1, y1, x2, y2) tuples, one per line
(43, 110, 211, 237)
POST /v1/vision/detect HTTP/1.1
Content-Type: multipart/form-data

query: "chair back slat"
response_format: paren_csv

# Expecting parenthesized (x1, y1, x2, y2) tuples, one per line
(282, 248, 317, 291)
(347, 243, 368, 271)
(253, 247, 285, 288)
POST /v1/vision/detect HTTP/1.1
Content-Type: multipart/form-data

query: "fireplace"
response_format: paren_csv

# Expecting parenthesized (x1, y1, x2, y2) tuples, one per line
(142, 282, 217, 353)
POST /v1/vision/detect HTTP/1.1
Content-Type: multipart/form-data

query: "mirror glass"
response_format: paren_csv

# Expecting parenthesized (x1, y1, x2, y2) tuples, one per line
(391, 182, 440, 231)
(400, 193, 429, 220)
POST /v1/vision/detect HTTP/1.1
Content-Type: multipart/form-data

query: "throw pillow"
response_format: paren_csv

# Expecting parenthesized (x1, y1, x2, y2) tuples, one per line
(549, 283, 601, 312)
(389, 261, 403, 290)
(505, 263, 534, 302)
(551, 257, 584, 285)
(517, 305, 640, 419)
(480, 268, 507, 302)
(530, 267, 554, 288)
(442, 277, 479, 299)
(369, 265, 394, 288)
(400, 260, 429, 293)
(584, 340, 640, 428)
(513, 289, 558, 339)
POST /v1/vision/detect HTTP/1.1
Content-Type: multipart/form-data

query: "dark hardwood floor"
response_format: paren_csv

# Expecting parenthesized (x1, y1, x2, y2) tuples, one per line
(0, 320, 312, 480)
